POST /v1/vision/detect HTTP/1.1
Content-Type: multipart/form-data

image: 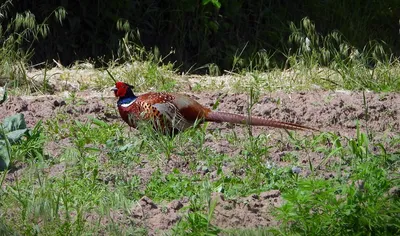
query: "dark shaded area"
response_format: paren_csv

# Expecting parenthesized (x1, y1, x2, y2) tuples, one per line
(3, 0, 400, 71)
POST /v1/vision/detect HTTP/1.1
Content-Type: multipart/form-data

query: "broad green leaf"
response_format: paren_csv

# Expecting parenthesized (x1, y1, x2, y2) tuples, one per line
(0, 141, 10, 171)
(6, 129, 28, 144)
(202, 0, 221, 8)
(2, 113, 27, 133)
(207, 21, 219, 33)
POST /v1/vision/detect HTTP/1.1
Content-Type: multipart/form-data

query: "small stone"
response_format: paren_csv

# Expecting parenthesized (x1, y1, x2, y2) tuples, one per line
(139, 196, 158, 209)
(251, 194, 259, 200)
(0, 87, 4, 98)
(54, 100, 66, 107)
(292, 166, 301, 174)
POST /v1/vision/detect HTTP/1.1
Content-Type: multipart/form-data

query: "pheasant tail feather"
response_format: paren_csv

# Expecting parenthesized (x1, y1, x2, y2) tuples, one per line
(205, 111, 318, 131)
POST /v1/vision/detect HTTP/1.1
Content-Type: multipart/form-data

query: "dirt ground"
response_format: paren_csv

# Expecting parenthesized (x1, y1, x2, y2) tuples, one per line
(1, 90, 399, 233)
(3, 90, 399, 133)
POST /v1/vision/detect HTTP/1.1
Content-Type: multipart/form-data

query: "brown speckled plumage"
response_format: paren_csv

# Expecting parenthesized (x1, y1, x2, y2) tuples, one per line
(112, 82, 318, 134)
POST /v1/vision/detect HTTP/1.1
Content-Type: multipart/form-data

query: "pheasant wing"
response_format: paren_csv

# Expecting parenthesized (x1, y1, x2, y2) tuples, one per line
(152, 102, 193, 131)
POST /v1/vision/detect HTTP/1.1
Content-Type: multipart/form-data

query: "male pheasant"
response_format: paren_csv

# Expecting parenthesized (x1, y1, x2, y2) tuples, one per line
(112, 81, 318, 134)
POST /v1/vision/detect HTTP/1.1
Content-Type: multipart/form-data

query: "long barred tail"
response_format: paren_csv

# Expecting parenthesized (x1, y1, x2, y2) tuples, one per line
(205, 111, 319, 131)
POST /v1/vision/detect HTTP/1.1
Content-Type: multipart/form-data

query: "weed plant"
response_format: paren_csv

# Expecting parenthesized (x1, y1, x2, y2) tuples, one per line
(0, 1, 65, 89)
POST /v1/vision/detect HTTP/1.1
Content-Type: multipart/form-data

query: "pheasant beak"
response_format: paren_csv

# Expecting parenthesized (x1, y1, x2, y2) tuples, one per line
(111, 87, 118, 91)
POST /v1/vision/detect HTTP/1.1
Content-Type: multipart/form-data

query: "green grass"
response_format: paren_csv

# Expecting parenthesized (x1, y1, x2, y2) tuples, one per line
(1, 96, 399, 235)
(2, 8, 400, 96)
(0, 1, 66, 90)
(190, 17, 400, 93)
(273, 126, 400, 235)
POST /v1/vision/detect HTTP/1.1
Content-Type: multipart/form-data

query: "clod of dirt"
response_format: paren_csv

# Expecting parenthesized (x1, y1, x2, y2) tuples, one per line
(115, 190, 282, 234)
(53, 100, 66, 107)
(388, 186, 400, 198)
(168, 200, 184, 211)
(130, 196, 183, 234)
(211, 190, 282, 229)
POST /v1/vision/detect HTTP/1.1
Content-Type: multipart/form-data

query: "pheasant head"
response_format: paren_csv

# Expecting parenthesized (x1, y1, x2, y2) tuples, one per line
(112, 81, 137, 106)
(112, 81, 135, 97)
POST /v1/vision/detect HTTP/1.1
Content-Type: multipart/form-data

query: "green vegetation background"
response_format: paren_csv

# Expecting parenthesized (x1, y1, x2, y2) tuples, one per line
(2, 0, 399, 71)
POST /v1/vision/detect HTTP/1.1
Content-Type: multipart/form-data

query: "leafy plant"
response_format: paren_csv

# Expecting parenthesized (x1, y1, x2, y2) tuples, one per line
(0, 113, 46, 170)
(274, 129, 400, 235)
(0, 86, 45, 170)
(0, 114, 29, 170)
(285, 17, 400, 91)
(172, 182, 221, 235)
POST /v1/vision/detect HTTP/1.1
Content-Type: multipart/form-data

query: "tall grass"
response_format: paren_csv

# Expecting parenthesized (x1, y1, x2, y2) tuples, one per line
(0, 0, 65, 87)
(1, 0, 398, 73)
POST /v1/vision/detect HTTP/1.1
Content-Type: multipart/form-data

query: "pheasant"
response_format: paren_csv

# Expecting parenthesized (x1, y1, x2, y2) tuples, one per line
(112, 81, 318, 134)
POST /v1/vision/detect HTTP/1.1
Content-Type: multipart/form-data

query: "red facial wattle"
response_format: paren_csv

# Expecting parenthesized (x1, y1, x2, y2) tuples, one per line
(116, 86, 127, 97)
(113, 82, 129, 97)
